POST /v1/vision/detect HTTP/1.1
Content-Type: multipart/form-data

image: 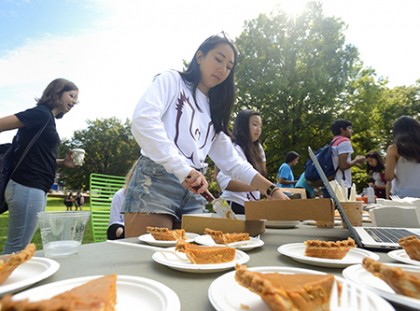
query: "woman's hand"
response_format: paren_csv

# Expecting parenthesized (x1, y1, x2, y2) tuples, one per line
(182, 169, 208, 193)
(271, 189, 290, 200)
(57, 151, 76, 168)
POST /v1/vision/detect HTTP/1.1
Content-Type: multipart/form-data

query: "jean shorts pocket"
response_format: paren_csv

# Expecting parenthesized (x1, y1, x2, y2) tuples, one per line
(140, 157, 166, 176)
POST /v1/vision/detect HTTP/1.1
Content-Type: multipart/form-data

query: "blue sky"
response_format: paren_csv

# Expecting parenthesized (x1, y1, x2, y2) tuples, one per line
(1, 0, 419, 144)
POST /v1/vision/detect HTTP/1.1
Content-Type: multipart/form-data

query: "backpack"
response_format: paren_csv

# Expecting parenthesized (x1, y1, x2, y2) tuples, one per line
(304, 137, 348, 187)
(0, 143, 13, 214)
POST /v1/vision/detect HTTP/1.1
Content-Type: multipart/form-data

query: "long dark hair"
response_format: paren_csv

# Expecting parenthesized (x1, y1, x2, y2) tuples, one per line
(36, 78, 78, 110)
(366, 151, 385, 173)
(393, 115, 420, 162)
(179, 32, 238, 134)
(232, 110, 266, 176)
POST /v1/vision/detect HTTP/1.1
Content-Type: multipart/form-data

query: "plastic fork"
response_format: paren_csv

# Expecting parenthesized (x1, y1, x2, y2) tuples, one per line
(390, 195, 402, 201)
(338, 280, 370, 311)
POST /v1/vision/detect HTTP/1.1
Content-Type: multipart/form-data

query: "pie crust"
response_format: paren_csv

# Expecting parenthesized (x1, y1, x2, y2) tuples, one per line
(0, 274, 117, 310)
(0, 243, 36, 285)
(399, 235, 420, 261)
(146, 226, 186, 241)
(362, 257, 420, 299)
(204, 228, 249, 244)
(235, 264, 335, 311)
(304, 237, 356, 259)
(175, 240, 235, 264)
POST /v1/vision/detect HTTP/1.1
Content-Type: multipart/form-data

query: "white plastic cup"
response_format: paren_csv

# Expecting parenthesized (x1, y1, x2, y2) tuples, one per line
(38, 211, 90, 257)
(72, 148, 85, 166)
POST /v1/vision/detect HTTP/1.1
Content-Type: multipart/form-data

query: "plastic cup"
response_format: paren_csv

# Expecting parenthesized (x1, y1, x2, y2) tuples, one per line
(340, 202, 363, 228)
(72, 148, 85, 166)
(38, 211, 90, 258)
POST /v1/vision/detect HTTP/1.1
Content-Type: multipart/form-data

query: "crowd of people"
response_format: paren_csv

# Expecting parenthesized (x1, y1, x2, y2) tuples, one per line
(1, 32, 419, 252)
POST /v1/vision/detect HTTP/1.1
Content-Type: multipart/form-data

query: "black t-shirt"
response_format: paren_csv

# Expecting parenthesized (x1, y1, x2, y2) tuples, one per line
(11, 105, 60, 193)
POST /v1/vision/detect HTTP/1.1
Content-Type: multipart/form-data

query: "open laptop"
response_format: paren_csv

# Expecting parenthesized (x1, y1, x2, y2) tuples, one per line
(308, 146, 420, 250)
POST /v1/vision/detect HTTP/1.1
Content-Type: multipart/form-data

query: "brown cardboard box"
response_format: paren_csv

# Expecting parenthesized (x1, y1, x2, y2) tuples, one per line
(245, 199, 334, 222)
(181, 213, 265, 236)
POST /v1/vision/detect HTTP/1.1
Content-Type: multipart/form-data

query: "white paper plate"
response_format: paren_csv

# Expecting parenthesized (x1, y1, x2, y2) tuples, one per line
(265, 220, 299, 229)
(0, 257, 60, 296)
(208, 266, 394, 311)
(12, 275, 180, 311)
(194, 235, 264, 251)
(343, 263, 420, 310)
(138, 232, 198, 246)
(301, 220, 342, 226)
(278, 243, 380, 268)
(388, 249, 420, 266)
(152, 248, 249, 273)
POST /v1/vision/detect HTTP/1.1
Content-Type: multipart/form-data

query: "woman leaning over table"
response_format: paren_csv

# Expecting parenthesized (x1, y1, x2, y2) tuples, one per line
(0, 78, 79, 254)
(385, 115, 420, 198)
(217, 109, 267, 214)
(122, 32, 289, 237)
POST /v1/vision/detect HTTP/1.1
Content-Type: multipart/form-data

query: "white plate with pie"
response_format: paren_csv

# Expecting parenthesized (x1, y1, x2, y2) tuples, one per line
(0, 257, 60, 296)
(343, 263, 420, 310)
(278, 243, 380, 268)
(152, 248, 250, 273)
(194, 235, 264, 251)
(208, 266, 394, 311)
(388, 249, 420, 266)
(138, 232, 198, 247)
(11, 275, 180, 311)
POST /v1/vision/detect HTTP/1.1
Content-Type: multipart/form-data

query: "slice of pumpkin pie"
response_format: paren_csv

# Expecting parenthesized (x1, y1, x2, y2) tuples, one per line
(304, 237, 356, 259)
(399, 235, 420, 261)
(204, 228, 249, 244)
(175, 240, 235, 264)
(362, 257, 420, 299)
(146, 226, 186, 241)
(0, 274, 117, 310)
(235, 264, 336, 311)
(0, 243, 36, 285)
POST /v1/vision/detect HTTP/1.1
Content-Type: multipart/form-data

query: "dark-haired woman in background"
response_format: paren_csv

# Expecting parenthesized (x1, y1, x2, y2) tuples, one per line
(277, 151, 300, 188)
(0, 78, 79, 254)
(366, 151, 386, 199)
(217, 110, 266, 214)
(385, 116, 420, 198)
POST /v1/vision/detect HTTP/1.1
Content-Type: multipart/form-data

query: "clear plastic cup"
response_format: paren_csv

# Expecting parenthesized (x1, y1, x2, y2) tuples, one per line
(71, 148, 85, 166)
(38, 211, 90, 257)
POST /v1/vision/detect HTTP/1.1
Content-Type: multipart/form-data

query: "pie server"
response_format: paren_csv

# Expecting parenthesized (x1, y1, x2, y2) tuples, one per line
(199, 189, 237, 220)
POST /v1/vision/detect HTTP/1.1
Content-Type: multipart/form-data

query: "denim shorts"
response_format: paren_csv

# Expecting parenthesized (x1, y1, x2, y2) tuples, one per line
(122, 157, 206, 220)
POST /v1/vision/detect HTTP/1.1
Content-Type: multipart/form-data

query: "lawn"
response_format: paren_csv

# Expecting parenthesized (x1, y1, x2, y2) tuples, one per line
(0, 197, 94, 254)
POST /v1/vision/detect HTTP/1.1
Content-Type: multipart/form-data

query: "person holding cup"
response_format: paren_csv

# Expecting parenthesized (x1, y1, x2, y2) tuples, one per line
(0, 78, 79, 254)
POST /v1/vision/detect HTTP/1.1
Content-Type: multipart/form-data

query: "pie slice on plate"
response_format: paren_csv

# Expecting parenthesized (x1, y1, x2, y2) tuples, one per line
(175, 240, 235, 264)
(146, 226, 186, 241)
(234, 264, 336, 311)
(399, 235, 420, 261)
(0, 243, 36, 285)
(204, 228, 249, 244)
(0, 274, 117, 310)
(304, 237, 356, 260)
(362, 257, 420, 299)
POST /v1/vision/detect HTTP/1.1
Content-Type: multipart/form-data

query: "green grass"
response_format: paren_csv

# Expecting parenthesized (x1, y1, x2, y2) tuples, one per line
(0, 197, 94, 254)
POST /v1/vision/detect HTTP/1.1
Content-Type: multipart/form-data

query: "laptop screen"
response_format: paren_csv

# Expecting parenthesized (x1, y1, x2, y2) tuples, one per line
(308, 146, 364, 247)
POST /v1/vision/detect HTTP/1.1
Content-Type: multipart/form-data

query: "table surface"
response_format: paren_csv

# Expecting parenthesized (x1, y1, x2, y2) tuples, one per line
(28, 224, 412, 310)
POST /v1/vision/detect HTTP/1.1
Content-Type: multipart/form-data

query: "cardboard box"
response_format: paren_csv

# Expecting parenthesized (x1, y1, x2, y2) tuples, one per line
(245, 199, 334, 222)
(181, 213, 265, 236)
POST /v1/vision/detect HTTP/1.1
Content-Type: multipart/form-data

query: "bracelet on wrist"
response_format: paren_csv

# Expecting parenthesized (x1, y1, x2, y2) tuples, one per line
(266, 183, 280, 197)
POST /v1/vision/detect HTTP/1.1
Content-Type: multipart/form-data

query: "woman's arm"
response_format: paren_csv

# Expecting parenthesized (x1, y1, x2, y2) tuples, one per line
(0, 115, 24, 132)
(57, 151, 76, 168)
(384, 144, 399, 181)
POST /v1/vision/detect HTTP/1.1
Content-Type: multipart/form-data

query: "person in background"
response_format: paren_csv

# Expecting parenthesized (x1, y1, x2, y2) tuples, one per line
(385, 116, 420, 198)
(107, 160, 138, 240)
(122, 32, 288, 237)
(0, 78, 79, 254)
(295, 172, 315, 198)
(365, 151, 386, 199)
(64, 192, 74, 211)
(75, 191, 84, 210)
(217, 110, 266, 214)
(330, 119, 365, 198)
(277, 151, 299, 188)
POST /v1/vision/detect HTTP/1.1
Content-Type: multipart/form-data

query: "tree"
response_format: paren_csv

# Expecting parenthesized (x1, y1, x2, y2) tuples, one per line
(58, 117, 139, 190)
(234, 1, 360, 178)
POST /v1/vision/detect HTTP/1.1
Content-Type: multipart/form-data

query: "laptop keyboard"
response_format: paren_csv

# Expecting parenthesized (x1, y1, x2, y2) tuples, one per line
(365, 228, 420, 243)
